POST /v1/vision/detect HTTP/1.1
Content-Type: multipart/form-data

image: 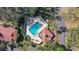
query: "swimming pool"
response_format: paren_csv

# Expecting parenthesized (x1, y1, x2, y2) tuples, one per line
(29, 22, 42, 35)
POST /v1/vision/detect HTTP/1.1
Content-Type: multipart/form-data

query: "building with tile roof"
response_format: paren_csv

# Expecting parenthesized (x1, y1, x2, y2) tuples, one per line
(0, 26, 17, 42)
(26, 17, 54, 44)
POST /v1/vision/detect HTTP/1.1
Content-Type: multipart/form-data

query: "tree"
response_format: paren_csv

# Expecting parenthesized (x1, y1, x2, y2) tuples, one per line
(34, 7, 53, 20)
(37, 42, 66, 51)
(18, 40, 31, 51)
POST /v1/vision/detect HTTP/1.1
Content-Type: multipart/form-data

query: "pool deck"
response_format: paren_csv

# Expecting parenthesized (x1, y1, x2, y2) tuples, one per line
(26, 21, 48, 44)
(26, 25, 42, 44)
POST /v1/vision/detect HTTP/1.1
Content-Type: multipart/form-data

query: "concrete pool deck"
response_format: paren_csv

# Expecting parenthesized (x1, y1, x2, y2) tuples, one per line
(26, 25, 42, 44)
(26, 20, 48, 44)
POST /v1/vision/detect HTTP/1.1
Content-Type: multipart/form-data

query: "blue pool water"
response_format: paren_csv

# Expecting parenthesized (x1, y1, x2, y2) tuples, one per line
(29, 22, 42, 35)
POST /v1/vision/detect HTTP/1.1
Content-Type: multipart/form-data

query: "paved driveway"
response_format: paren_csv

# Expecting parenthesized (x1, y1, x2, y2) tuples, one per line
(55, 16, 67, 45)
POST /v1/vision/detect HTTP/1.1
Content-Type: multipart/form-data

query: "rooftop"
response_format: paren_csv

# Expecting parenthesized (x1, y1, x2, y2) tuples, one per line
(0, 26, 17, 41)
(39, 27, 53, 42)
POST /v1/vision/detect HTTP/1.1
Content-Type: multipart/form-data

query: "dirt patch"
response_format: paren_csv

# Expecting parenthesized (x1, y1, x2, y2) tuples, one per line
(65, 20, 79, 29)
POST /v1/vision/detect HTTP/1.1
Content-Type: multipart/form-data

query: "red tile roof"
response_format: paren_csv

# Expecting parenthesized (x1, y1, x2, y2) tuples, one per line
(0, 26, 17, 42)
(39, 27, 53, 42)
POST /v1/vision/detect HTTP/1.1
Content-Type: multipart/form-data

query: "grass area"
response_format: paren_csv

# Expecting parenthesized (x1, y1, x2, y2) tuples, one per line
(65, 21, 79, 29)
(66, 27, 79, 50)
(36, 42, 66, 51)
(48, 20, 59, 43)
(63, 13, 73, 21)
(60, 8, 79, 21)
(64, 9, 79, 29)
(48, 22, 56, 31)
(18, 40, 31, 51)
